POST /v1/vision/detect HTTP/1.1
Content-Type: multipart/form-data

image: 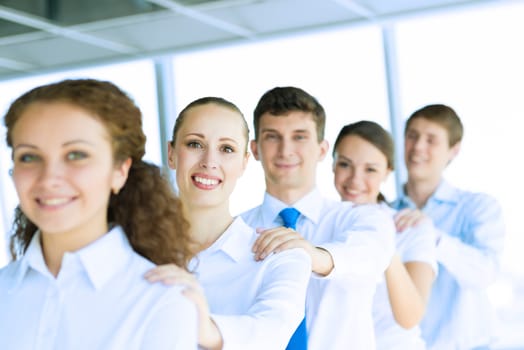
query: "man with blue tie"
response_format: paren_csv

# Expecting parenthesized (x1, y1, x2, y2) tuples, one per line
(242, 86, 396, 349)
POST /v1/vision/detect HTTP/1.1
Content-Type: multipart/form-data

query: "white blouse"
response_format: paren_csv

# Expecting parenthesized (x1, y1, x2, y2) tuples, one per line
(0, 226, 198, 350)
(191, 216, 312, 350)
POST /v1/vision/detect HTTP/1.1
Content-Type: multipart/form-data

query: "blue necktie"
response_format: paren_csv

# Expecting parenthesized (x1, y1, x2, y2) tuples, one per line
(279, 208, 308, 350)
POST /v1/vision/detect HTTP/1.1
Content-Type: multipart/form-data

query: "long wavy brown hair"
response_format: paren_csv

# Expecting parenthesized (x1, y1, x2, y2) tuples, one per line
(4, 78, 194, 269)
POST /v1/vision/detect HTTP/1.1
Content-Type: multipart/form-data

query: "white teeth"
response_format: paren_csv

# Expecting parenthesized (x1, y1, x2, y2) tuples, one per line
(194, 176, 219, 186)
(409, 154, 425, 163)
(41, 198, 69, 205)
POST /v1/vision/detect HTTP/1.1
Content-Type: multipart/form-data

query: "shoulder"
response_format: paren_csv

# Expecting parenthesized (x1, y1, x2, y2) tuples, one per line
(240, 204, 262, 222)
(321, 201, 394, 227)
(129, 256, 195, 314)
(261, 248, 312, 283)
(461, 190, 499, 207)
(0, 260, 21, 286)
(340, 202, 393, 221)
(272, 247, 312, 265)
(456, 189, 502, 218)
(397, 222, 436, 252)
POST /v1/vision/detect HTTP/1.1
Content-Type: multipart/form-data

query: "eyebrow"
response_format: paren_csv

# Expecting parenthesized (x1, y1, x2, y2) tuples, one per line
(184, 132, 240, 145)
(13, 139, 95, 151)
(337, 155, 380, 166)
(261, 128, 310, 134)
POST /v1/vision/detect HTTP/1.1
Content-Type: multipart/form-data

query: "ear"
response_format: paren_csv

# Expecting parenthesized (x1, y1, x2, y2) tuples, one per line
(111, 157, 132, 195)
(250, 139, 260, 161)
(167, 141, 176, 170)
(318, 139, 329, 162)
(448, 141, 461, 163)
(239, 151, 250, 176)
(383, 168, 393, 183)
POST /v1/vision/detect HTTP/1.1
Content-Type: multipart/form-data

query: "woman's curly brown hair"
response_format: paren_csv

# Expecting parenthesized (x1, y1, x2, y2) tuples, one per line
(4, 78, 194, 269)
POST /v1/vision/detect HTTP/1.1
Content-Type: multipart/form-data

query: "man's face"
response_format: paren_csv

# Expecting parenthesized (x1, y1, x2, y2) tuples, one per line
(251, 111, 328, 197)
(404, 117, 460, 182)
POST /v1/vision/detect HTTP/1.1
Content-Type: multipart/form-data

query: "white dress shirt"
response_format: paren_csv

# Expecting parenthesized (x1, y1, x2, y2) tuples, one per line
(241, 188, 396, 350)
(394, 180, 505, 349)
(0, 226, 198, 350)
(373, 203, 438, 350)
(190, 216, 312, 350)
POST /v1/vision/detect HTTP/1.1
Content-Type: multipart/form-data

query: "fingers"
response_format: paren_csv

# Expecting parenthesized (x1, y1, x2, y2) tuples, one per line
(394, 209, 428, 232)
(252, 226, 288, 252)
(252, 226, 303, 261)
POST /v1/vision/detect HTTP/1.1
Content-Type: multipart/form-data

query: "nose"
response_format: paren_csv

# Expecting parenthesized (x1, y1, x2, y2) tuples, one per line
(278, 138, 293, 157)
(200, 149, 218, 169)
(348, 167, 364, 184)
(38, 159, 65, 186)
(411, 136, 426, 152)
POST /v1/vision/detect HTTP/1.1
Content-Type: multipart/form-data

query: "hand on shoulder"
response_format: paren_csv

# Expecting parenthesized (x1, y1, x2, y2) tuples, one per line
(252, 226, 333, 276)
(394, 208, 432, 233)
(144, 264, 223, 349)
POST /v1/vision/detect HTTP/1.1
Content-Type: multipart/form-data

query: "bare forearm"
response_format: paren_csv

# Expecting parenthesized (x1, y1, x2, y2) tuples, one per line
(385, 255, 434, 329)
(199, 318, 223, 350)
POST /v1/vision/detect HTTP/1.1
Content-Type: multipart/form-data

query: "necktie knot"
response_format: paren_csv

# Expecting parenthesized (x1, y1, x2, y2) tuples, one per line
(279, 208, 300, 229)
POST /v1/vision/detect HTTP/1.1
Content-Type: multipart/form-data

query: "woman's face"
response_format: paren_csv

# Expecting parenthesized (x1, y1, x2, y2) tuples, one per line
(168, 103, 249, 211)
(11, 101, 129, 241)
(332, 134, 390, 204)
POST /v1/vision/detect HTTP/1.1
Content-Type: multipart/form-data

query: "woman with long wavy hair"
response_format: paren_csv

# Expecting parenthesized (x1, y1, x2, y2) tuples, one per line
(0, 78, 198, 349)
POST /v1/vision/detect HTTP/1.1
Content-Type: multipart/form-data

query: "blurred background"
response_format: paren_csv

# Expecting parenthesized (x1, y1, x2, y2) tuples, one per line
(0, 1, 523, 348)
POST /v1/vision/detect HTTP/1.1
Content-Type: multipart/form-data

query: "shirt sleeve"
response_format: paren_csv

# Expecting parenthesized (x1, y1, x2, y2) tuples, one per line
(141, 289, 199, 350)
(436, 193, 505, 288)
(211, 248, 312, 350)
(316, 204, 396, 282)
(401, 220, 438, 274)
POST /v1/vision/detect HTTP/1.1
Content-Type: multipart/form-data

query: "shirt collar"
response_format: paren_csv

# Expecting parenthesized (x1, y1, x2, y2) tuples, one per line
(262, 188, 324, 225)
(199, 216, 255, 263)
(11, 226, 132, 291)
(430, 179, 460, 204)
(10, 232, 44, 292)
(75, 226, 132, 290)
(397, 179, 459, 209)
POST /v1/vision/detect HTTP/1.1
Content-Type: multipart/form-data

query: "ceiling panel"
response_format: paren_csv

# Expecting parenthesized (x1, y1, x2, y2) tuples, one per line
(0, 0, 513, 80)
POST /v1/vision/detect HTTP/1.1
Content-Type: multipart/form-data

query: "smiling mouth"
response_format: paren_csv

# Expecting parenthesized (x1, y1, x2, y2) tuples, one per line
(193, 176, 220, 186)
(408, 151, 428, 162)
(344, 188, 362, 197)
(275, 163, 298, 169)
(36, 196, 74, 209)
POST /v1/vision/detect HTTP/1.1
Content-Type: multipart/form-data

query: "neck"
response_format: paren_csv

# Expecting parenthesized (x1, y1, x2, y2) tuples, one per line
(41, 221, 108, 277)
(184, 203, 233, 252)
(405, 176, 441, 208)
(266, 184, 314, 205)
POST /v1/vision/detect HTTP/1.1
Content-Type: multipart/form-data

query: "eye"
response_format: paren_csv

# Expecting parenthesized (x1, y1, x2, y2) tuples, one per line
(263, 133, 279, 141)
(294, 134, 307, 141)
(406, 132, 418, 140)
(187, 141, 203, 149)
(66, 151, 88, 161)
(221, 145, 235, 153)
(17, 153, 40, 163)
(365, 167, 377, 173)
(336, 160, 349, 168)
